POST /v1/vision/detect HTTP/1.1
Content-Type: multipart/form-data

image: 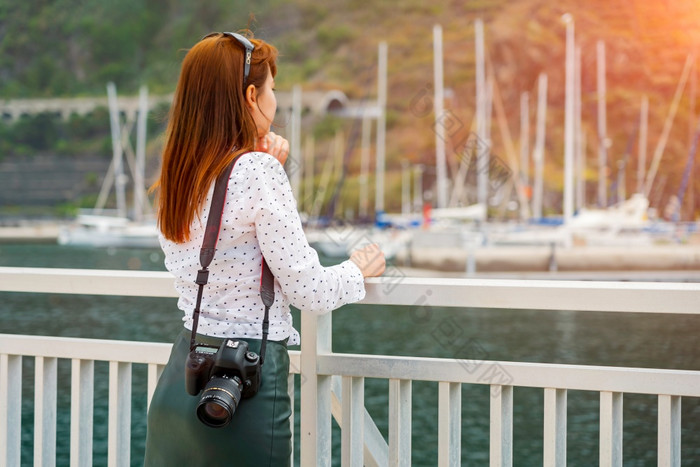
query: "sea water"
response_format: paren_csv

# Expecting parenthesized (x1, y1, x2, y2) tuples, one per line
(0, 243, 698, 466)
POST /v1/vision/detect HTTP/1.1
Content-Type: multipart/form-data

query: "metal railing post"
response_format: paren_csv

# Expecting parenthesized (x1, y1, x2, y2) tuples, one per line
(108, 361, 131, 467)
(0, 354, 22, 467)
(34, 356, 57, 466)
(543, 388, 567, 466)
(300, 311, 332, 466)
(658, 395, 681, 467)
(389, 379, 411, 466)
(438, 381, 461, 466)
(341, 376, 365, 467)
(490, 385, 513, 467)
(599, 391, 622, 466)
(71, 359, 94, 467)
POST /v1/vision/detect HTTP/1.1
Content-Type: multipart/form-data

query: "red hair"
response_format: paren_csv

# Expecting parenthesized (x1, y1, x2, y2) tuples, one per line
(152, 32, 278, 243)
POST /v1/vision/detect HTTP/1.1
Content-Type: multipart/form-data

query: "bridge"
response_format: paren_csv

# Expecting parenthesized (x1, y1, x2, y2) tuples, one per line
(1, 267, 698, 466)
(0, 95, 173, 122)
(0, 90, 373, 122)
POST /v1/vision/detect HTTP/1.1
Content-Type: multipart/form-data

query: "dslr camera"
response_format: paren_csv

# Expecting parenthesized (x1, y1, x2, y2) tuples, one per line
(185, 339, 261, 427)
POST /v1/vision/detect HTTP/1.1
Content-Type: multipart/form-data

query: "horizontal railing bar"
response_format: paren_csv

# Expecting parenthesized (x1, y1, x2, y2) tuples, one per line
(0, 334, 301, 373)
(0, 334, 173, 365)
(363, 276, 700, 314)
(0, 267, 178, 298)
(2, 334, 697, 396)
(316, 354, 700, 397)
(2, 267, 699, 314)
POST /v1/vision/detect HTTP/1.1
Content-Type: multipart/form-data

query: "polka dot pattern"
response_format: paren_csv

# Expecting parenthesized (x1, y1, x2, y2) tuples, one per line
(160, 152, 366, 345)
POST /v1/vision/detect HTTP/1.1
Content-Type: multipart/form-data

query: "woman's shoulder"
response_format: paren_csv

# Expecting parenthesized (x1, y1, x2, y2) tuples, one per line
(236, 151, 282, 170)
(232, 151, 288, 185)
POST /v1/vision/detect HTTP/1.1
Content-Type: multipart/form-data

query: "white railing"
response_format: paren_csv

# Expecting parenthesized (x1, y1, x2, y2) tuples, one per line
(1, 266, 699, 466)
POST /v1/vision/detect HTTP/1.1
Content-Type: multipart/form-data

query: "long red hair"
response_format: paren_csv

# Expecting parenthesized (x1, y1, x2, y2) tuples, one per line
(152, 32, 278, 243)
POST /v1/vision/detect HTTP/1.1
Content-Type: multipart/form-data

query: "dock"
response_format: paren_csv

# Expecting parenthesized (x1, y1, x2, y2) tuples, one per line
(0, 223, 61, 244)
(398, 244, 700, 273)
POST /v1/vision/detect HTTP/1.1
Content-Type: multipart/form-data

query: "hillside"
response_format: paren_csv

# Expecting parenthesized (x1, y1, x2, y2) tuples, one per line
(1, 0, 699, 218)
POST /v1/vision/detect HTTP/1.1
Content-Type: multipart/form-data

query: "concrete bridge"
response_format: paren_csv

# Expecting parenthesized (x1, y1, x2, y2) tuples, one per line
(0, 95, 174, 122)
(0, 90, 375, 122)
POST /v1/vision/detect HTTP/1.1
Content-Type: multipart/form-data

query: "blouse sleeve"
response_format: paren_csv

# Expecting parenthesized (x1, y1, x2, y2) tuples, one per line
(243, 153, 366, 314)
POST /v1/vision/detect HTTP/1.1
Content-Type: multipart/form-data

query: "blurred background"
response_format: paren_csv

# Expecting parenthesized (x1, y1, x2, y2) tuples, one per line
(1, 0, 699, 226)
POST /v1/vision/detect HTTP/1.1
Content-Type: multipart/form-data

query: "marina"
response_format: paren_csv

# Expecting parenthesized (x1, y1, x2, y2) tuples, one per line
(2, 2, 700, 465)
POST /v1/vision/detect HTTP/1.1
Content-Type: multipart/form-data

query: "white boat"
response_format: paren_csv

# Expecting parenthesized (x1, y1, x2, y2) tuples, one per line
(429, 204, 487, 224)
(305, 225, 413, 260)
(305, 227, 358, 258)
(564, 194, 656, 246)
(487, 195, 659, 247)
(57, 212, 159, 248)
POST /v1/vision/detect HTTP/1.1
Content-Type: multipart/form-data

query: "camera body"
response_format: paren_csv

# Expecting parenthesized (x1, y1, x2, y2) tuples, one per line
(185, 339, 261, 427)
(185, 338, 261, 397)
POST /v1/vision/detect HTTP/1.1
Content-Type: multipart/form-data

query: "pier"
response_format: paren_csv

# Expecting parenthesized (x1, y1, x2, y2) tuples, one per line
(1, 267, 699, 465)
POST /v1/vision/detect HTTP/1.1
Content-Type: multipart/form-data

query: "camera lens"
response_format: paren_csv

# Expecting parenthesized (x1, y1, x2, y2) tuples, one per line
(196, 376, 242, 428)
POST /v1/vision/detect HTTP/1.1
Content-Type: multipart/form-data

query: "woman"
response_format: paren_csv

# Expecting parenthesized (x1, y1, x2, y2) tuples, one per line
(144, 31, 385, 466)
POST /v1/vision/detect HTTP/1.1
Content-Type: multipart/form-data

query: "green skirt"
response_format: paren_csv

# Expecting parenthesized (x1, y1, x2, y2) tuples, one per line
(144, 329, 292, 467)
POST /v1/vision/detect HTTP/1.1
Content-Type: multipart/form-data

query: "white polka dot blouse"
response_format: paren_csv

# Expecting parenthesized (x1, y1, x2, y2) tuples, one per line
(159, 152, 366, 345)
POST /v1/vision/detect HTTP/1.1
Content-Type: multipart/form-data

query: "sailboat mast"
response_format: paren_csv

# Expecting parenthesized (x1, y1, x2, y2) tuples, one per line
(107, 82, 127, 218)
(290, 85, 303, 202)
(563, 15, 575, 223)
(359, 115, 371, 219)
(520, 92, 530, 190)
(644, 53, 693, 198)
(578, 133, 587, 210)
(475, 19, 488, 209)
(402, 161, 411, 215)
(433, 25, 448, 209)
(304, 136, 315, 214)
(134, 85, 148, 222)
(597, 40, 607, 208)
(375, 41, 388, 215)
(575, 46, 583, 212)
(414, 164, 424, 212)
(532, 73, 548, 219)
(637, 95, 649, 194)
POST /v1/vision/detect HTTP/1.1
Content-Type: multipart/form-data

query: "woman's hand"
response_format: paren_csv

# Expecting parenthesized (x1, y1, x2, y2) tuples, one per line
(256, 131, 290, 166)
(349, 243, 386, 278)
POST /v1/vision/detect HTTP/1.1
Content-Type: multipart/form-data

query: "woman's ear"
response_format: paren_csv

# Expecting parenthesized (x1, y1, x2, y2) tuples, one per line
(245, 84, 257, 108)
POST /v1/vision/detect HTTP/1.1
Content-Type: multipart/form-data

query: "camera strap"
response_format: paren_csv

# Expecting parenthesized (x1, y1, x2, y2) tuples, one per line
(190, 154, 275, 365)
